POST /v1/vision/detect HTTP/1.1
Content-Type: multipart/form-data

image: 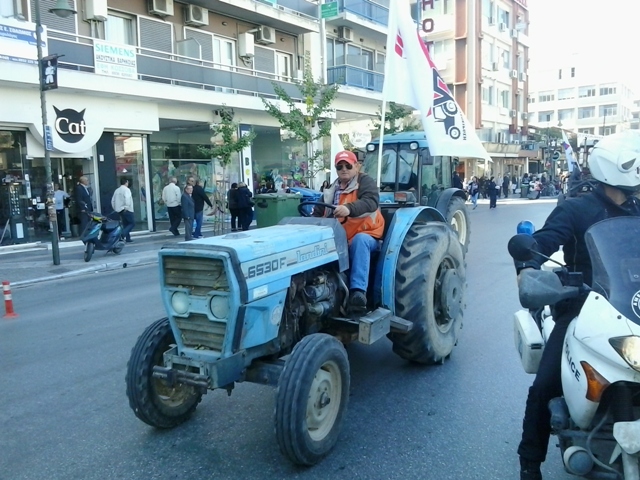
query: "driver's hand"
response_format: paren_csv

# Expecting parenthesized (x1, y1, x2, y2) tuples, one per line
(333, 205, 350, 218)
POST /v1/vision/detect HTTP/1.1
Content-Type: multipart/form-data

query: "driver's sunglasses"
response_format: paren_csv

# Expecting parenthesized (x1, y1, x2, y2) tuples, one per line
(336, 163, 353, 171)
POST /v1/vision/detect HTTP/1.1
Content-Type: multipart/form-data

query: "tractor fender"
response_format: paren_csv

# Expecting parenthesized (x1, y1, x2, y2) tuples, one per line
(373, 206, 445, 309)
(434, 188, 467, 218)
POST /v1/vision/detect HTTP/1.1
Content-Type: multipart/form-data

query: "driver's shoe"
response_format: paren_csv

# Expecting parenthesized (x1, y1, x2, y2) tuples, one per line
(348, 290, 367, 312)
(520, 458, 542, 480)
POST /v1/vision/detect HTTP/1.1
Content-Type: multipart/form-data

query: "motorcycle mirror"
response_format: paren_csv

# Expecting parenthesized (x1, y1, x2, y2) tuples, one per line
(508, 234, 538, 262)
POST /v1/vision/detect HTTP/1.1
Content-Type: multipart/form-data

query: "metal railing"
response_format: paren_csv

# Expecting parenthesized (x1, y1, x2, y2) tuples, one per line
(254, 0, 319, 20)
(338, 0, 389, 26)
(327, 65, 383, 92)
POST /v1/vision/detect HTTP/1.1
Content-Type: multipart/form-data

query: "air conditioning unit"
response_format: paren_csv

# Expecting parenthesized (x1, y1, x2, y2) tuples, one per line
(521, 112, 527, 120)
(492, 62, 499, 71)
(510, 69, 518, 78)
(519, 72, 527, 82)
(238, 33, 255, 58)
(85, 0, 108, 21)
(255, 25, 276, 45)
(510, 110, 517, 118)
(338, 26, 354, 43)
(149, 0, 174, 17)
(185, 5, 208, 27)
(510, 29, 518, 38)
(498, 22, 507, 32)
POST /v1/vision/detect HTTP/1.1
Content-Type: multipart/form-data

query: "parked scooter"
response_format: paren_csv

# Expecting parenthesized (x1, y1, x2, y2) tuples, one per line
(81, 212, 125, 262)
(508, 217, 640, 479)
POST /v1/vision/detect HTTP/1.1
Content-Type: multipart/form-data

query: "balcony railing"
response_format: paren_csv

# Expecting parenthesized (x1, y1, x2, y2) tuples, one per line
(254, 0, 318, 21)
(338, 0, 389, 26)
(42, 31, 301, 100)
(328, 65, 383, 92)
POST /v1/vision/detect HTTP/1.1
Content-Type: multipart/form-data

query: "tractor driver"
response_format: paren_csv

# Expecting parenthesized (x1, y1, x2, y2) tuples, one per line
(314, 150, 385, 311)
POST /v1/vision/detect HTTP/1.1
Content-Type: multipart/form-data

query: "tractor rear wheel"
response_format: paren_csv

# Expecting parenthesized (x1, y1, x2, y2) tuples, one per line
(446, 196, 470, 254)
(389, 222, 465, 364)
(126, 317, 203, 428)
(275, 333, 350, 466)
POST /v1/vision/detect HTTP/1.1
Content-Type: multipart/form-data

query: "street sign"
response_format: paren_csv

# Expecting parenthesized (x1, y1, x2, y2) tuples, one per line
(321, 2, 339, 19)
(44, 125, 53, 151)
(552, 151, 560, 161)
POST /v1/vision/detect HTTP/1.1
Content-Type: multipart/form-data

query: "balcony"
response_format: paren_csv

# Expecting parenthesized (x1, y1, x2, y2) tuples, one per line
(338, 0, 389, 26)
(328, 65, 383, 92)
(197, 0, 319, 34)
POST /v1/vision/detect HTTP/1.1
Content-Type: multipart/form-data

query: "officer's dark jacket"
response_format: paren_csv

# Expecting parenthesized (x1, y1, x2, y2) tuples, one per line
(516, 185, 640, 286)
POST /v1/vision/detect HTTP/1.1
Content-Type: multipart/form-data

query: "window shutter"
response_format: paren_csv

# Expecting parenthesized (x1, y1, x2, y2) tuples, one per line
(31, 0, 77, 40)
(254, 46, 275, 78)
(184, 28, 213, 62)
(139, 17, 173, 58)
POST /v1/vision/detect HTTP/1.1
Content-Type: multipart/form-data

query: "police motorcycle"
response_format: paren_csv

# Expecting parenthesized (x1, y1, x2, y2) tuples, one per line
(81, 211, 125, 262)
(508, 217, 640, 479)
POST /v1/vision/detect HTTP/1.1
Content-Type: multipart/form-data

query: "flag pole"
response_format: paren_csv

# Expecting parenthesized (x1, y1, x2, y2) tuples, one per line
(376, 99, 387, 188)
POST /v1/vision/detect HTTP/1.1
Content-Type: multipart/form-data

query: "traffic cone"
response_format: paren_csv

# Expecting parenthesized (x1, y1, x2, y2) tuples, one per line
(2, 281, 18, 318)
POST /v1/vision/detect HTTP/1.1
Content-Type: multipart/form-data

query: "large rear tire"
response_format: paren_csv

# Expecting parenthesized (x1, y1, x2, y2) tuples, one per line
(446, 196, 470, 254)
(275, 333, 350, 466)
(389, 222, 466, 364)
(126, 317, 203, 429)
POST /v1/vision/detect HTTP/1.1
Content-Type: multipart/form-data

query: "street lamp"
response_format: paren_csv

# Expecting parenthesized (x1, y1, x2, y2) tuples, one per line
(34, 0, 76, 265)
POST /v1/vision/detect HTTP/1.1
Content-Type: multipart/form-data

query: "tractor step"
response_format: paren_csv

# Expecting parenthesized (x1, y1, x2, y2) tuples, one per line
(389, 316, 414, 333)
(330, 308, 413, 345)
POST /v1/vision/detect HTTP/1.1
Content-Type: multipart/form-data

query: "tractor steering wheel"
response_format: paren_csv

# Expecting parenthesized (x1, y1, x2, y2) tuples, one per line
(298, 201, 338, 218)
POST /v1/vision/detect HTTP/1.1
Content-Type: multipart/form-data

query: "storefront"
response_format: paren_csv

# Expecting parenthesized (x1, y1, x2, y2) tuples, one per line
(0, 87, 158, 244)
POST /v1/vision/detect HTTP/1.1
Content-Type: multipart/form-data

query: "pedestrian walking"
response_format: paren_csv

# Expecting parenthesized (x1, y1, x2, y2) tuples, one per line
(236, 182, 254, 231)
(227, 182, 240, 231)
(111, 178, 135, 243)
(75, 175, 93, 236)
(162, 177, 182, 236)
(488, 176, 498, 209)
(189, 176, 212, 238)
(502, 174, 510, 198)
(467, 176, 479, 209)
(181, 184, 195, 241)
(53, 183, 69, 238)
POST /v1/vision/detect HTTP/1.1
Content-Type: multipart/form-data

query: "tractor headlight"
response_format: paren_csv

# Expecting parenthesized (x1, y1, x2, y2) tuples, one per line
(171, 291, 190, 315)
(210, 295, 229, 319)
(609, 336, 640, 372)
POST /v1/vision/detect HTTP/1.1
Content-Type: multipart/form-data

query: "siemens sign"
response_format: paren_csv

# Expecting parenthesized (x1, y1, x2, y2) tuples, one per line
(93, 40, 137, 79)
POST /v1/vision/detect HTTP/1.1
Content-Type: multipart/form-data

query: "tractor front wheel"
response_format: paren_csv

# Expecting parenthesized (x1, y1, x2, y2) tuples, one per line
(275, 333, 350, 466)
(446, 196, 470, 254)
(126, 317, 203, 429)
(389, 222, 466, 364)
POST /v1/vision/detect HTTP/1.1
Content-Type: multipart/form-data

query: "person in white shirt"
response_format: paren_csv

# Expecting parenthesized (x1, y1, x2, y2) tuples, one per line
(111, 178, 135, 243)
(162, 177, 182, 236)
(53, 183, 69, 238)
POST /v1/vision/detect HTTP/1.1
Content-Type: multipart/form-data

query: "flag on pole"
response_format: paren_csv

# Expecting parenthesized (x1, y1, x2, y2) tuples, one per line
(382, 0, 491, 162)
(329, 124, 344, 184)
(561, 130, 580, 173)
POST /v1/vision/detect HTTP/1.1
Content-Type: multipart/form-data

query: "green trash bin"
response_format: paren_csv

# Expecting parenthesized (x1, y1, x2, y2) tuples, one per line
(254, 193, 303, 228)
(520, 183, 530, 198)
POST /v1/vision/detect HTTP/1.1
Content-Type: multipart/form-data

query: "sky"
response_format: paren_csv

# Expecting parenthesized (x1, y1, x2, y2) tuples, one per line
(528, 0, 640, 94)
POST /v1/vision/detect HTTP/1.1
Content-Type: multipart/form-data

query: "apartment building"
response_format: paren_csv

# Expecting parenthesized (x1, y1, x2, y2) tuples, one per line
(528, 56, 636, 138)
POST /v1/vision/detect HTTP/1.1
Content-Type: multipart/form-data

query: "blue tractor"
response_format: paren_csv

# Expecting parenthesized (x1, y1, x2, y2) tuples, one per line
(126, 133, 468, 466)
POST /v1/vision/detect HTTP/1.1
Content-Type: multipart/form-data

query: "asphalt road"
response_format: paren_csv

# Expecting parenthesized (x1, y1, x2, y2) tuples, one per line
(0, 198, 576, 480)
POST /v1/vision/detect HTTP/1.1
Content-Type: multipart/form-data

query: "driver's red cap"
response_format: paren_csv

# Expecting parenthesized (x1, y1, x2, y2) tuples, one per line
(334, 150, 358, 166)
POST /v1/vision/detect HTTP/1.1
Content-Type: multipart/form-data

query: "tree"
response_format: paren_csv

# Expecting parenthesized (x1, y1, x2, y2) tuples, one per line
(371, 102, 421, 137)
(262, 52, 339, 188)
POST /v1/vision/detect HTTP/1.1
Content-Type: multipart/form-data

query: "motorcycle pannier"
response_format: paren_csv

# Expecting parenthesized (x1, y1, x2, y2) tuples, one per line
(513, 309, 544, 374)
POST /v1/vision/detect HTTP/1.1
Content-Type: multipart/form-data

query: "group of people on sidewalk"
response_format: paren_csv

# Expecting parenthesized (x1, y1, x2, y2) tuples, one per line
(161, 176, 213, 241)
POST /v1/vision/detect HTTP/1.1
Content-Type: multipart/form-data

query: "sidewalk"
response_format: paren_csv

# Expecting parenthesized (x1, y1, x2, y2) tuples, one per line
(0, 226, 225, 287)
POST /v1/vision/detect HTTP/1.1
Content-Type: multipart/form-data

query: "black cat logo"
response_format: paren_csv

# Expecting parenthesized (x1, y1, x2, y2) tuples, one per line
(54, 106, 87, 143)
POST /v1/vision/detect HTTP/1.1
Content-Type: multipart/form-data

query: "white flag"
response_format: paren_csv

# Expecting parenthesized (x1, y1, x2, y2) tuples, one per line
(561, 130, 580, 173)
(383, 0, 491, 162)
(329, 124, 344, 184)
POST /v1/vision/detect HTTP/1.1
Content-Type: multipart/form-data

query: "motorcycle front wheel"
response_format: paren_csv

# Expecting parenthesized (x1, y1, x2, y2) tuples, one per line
(84, 242, 95, 262)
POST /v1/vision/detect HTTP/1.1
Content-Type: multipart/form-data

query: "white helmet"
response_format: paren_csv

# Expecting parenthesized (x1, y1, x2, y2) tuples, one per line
(589, 131, 640, 191)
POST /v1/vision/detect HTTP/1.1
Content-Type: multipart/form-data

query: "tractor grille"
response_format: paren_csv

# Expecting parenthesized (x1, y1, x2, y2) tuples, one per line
(163, 256, 229, 295)
(174, 313, 226, 351)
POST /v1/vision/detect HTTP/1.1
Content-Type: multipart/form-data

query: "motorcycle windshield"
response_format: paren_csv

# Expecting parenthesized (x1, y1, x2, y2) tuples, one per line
(585, 217, 640, 326)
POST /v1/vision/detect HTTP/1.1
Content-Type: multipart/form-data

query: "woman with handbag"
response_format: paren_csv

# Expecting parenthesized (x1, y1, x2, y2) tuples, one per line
(236, 182, 254, 231)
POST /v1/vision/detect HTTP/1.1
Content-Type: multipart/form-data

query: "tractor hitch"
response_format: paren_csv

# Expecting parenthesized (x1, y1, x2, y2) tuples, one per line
(152, 366, 209, 393)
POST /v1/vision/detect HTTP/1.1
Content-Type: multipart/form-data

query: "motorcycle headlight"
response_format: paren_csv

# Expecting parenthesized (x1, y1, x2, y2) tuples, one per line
(209, 295, 229, 319)
(171, 291, 190, 315)
(609, 336, 640, 372)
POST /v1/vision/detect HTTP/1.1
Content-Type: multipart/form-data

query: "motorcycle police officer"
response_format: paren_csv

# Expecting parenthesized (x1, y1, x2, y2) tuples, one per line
(514, 131, 640, 480)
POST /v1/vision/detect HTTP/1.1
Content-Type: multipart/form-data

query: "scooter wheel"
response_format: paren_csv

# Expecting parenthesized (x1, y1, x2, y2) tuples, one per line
(112, 241, 125, 255)
(84, 242, 95, 262)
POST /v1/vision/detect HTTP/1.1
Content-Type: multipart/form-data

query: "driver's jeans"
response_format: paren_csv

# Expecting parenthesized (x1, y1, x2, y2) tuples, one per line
(348, 233, 381, 292)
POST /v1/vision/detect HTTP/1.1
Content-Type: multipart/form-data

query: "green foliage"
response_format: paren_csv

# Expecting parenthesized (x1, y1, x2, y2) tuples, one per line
(198, 108, 256, 167)
(262, 52, 339, 177)
(372, 102, 421, 136)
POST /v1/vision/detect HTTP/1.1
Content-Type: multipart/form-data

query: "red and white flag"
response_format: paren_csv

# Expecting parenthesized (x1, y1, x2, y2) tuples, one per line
(383, 0, 491, 161)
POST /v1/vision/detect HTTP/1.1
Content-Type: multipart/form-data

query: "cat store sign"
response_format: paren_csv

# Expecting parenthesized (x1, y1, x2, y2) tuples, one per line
(47, 103, 104, 153)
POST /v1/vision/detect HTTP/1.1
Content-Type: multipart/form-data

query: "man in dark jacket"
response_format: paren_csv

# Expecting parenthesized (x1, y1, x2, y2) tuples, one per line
(75, 175, 93, 236)
(452, 171, 463, 189)
(235, 182, 253, 231)
(181, 185, 195, 241)
(227, 183, 240, 231)
(502, 173, 510, 198)
(188, 177, 213, 238)
(314, 150, 385, 310)
(514, 131, 640, 480)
